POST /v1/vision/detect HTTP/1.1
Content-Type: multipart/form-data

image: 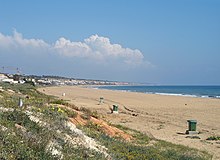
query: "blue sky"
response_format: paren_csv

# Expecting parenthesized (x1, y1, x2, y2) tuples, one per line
(0, 0, 220, 85)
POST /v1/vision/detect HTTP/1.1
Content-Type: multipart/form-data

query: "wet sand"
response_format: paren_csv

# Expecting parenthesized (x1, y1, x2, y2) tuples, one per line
(38, 86, 220, 159)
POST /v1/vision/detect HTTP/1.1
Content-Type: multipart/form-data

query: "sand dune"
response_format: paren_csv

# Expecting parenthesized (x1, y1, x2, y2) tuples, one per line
(38, 86, 220, 159)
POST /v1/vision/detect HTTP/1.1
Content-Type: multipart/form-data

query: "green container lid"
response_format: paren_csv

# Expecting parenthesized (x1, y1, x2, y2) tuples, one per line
(187, 120, 197, 123)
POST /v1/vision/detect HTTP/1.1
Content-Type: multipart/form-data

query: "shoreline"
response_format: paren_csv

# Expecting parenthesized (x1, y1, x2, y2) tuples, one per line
(38, 85, 220, 159)
(91, 85, 220, 99)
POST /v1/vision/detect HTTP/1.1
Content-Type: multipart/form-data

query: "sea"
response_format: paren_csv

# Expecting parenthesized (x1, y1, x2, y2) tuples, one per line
(97, 85, 220, 99)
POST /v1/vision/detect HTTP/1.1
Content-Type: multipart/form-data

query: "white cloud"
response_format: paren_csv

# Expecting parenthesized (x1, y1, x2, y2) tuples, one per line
(85, 35, 144, 64)
(0, 30, 149, 67)
(54, 34, 146, 66)
(0, 30, 49, 52)
(54, 37, 91, 58)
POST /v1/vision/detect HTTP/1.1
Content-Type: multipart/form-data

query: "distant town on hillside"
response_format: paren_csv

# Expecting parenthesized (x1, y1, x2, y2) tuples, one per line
(0, 72, 131, 86)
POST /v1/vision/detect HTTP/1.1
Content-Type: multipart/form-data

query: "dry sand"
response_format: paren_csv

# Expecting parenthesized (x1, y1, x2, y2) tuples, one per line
(38, 86, 220, 159)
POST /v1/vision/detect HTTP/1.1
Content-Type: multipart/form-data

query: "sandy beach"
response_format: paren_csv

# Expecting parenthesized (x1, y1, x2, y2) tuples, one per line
(38, 86, 220, 159)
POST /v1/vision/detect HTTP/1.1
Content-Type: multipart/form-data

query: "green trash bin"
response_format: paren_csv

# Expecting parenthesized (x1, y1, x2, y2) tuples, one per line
(187, 120, 197, 131)
(99, 97, 104, 104)
(113, 105, 118, 113)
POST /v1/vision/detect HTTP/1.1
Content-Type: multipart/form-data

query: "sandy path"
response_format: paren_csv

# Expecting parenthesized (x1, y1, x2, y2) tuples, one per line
(38, 86, 220, 159)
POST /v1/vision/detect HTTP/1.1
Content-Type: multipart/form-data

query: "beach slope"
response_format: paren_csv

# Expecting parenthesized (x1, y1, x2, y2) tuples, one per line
(38, 86, 220, 159)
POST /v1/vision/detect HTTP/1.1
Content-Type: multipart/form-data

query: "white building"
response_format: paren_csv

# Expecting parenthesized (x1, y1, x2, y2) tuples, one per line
(0, 74, 8, 81)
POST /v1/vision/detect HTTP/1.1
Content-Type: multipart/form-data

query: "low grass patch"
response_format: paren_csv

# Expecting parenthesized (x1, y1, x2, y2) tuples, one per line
(42, 105, 77, 120)
(80, 107, 100, 119)
(1, 109, 42, 133)
(112, 124, 150, 145)
(0, 109, 54, 159)
(206, 136, 220, 141)
(80, 123, 211, 160)
(50, 99, 69, 105)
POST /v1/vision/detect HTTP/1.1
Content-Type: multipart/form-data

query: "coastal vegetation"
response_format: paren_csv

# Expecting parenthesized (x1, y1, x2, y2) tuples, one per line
(0, 83, 212, 159)
(206, 136, 220, 141)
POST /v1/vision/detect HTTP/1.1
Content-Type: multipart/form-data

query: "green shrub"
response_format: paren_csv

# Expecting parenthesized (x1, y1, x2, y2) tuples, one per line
(80, 113, 91, 120)
(59, 107, 77, 118)
(42, 106, 68, 122)
(206, 136, 220, 141)
(50, 99, 68, 105)
(80, 107, 92, 114)
(80, 107, 100, 119)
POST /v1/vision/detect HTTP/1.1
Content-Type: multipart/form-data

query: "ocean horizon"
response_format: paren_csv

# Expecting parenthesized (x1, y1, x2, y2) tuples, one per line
(97, 85, 220, 99)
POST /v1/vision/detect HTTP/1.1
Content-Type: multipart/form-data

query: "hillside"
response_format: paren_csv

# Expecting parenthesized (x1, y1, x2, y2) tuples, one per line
(0, 83, 212, 159)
